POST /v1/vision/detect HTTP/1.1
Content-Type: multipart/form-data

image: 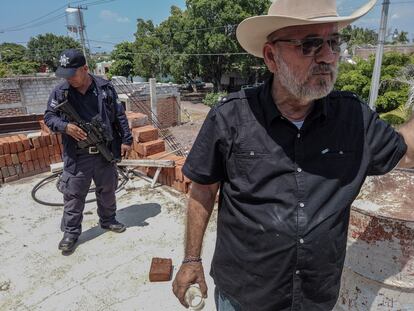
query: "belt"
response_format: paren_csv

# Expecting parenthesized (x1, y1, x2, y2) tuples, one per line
(75, 146, 100, 155)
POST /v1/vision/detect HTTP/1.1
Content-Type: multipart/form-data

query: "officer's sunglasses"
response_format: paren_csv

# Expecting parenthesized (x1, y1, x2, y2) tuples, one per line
(269, 35, 344, 57)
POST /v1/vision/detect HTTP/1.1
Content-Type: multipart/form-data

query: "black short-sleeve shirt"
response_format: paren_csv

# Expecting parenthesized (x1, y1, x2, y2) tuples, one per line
(182, 78, 407, 311)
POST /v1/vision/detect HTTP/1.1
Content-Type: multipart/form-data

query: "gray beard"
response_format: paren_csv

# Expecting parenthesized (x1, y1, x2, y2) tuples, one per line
(274, 54, 338, 101)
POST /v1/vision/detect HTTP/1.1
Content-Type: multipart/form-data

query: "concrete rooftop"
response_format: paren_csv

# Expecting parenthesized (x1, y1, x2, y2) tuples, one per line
(0, 173, 218, 311)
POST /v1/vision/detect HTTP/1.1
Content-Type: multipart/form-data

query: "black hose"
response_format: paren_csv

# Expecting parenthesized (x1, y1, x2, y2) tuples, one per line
(31, 167, 129, 207)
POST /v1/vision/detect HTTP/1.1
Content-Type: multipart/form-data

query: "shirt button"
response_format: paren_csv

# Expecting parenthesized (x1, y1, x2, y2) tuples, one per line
(296, 270, 300, 275)
(297, 133, 301, 138)
(297, 167, 302, 173)
(299, 238, 304, 244)
(299, 202, 305, 208)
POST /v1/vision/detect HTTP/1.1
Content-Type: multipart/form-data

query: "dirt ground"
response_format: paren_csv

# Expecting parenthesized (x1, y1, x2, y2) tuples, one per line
(168, 101, 210, 154)
(0, 173, 218, 311)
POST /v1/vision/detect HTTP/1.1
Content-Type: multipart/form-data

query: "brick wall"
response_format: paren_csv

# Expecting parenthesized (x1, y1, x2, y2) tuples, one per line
(0, 107, 26, 117)
(0, 76, 62, 115)
(0, 89, 21, 104)
(128, 94, 180, 129)
(353, 44, 414, 60)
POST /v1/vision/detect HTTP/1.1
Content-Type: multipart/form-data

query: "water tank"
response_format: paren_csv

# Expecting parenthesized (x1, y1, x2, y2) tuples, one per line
(65, 8, 81, 33)
(334, 169, 414, 311)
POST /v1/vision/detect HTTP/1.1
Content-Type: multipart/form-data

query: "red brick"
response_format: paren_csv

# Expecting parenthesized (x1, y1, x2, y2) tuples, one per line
(132, 125, 158, 143)
(5, 154, 12, 166)
(175, 165, 184, 182)
(59, 144, 64, 154)
(24, 150, 31, 161)
(50, 134, 58, 146)
(42, 146, 50, 159)
(39, 136, 47, 147)
(27, 161, 34, 172)
(44, 157, 50, 167)
(53, 144, 60, 155)
(149, 258, 173, 282)
(18, 134, 30, 150)
(33, 159, 40, 171)
(36, 148, 44, 160)
(50, 156, 56, 164)
(57, 134, 62, 144)
(12, 136, 24, 153)
(0, 142, 3, 155)
(16, 152, 24, 164)
(1, 140, 10, 154)
(0, 155, 5, 168)
(32, 137, 41, 149)
(44, 135, 52, 146)
(55, 154, 62, 163)
(30, 149, 37, 161)
(126, 112, 148, 128)
(39, 157, 46, 169)
(5, 137, 17, 154)
(136, 139, 165, 157)
(48, 145, 54, 156)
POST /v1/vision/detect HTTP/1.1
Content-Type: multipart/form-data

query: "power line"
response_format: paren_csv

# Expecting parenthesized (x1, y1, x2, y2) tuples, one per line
(0, 0, 119, 33)
(0, 0, 88, 32)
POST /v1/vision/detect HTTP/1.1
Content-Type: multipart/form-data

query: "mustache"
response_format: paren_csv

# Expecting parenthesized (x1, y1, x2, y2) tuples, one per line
(312, 64, 336, 74)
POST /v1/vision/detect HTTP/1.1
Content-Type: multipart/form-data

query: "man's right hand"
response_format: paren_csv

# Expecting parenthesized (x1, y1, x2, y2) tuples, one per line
(172, 262, 208, 308)
(65, 123, 87, 141)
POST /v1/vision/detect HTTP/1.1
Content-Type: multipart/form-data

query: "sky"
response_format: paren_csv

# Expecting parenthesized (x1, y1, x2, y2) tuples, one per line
(0, 0, 413, 53)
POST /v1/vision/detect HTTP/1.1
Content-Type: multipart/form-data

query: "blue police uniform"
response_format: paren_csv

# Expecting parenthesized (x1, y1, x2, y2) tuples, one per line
(44, 74, 132, 239)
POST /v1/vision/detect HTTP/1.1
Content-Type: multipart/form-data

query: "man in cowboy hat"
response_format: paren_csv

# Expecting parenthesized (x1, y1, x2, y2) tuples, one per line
(173, 0, 414, 310)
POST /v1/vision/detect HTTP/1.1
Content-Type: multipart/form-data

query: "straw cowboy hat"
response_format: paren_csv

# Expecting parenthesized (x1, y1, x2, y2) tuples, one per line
(236, 0, 377, 58)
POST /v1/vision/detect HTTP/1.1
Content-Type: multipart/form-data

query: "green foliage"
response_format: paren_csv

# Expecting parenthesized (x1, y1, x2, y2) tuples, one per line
(376, 90, 409, 112)
(0, 43, 27, 63)
(109, 41, 134, 78)
(0, 63, 10, 78)
(131, 0, 271, 89)
(7, 61, 40, 75)
(203, 91, 227, 107)
(335, 51, 414, 122)
(380, 113, 405, 125)
(26, 33, 82, 71)
(0, 42, 40, 76)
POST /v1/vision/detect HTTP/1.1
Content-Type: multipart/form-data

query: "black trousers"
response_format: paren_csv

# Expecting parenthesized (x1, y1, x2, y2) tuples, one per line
(59, 154, 118, 237)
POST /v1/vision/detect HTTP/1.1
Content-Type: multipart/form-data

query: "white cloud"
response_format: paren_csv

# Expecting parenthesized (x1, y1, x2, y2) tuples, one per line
(391, 13, 400, 20)
(99, 10, 130, 23)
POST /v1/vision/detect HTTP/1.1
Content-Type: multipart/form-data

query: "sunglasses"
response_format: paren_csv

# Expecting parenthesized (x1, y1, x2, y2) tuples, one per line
(270, 35, 344, 57)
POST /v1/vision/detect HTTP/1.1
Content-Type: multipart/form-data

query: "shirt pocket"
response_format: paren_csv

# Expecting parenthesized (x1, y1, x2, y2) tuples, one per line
(231, 150, 272, 189)
(318, 150, 356, 182)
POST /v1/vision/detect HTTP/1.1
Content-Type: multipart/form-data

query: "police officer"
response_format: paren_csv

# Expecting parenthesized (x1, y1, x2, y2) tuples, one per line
(44, 49, 132, 253)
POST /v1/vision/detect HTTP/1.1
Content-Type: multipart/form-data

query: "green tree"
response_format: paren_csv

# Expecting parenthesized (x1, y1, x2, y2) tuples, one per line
(109, 41, 135, 80)
(335, 52, 414, 124)
(26, 33, 82, 71)
(132, 0, 270, 90)
(0, 43, 27, 63)
(133, 19, 164, 80)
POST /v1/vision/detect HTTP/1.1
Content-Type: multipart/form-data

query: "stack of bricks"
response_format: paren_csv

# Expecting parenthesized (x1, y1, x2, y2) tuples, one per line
(0, 133, 63, 184)
(126, 112, 191, 194)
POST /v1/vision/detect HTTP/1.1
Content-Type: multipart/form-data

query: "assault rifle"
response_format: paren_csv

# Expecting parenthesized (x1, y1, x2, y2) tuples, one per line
(55, 99, 118, 163)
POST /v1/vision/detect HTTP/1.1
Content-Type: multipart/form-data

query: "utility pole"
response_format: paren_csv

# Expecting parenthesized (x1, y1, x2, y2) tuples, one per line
(68, 5, 89, 67)
(368, 0, 390, 110)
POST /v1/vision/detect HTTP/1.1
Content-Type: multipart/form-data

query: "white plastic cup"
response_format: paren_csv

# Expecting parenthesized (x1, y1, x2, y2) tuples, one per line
(184, 284, 205, 310)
